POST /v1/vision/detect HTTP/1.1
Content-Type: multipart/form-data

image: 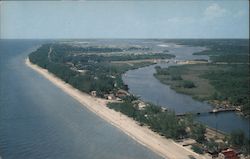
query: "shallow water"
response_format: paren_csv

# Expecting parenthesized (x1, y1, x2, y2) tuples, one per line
(0, 40, 162, 159)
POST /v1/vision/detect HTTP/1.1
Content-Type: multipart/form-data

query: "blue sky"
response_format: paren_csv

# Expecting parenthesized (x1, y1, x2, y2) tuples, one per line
(0, 0, 249, 39)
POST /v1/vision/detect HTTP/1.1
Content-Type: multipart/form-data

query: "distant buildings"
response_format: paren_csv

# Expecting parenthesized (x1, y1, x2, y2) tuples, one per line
(100, 89, 130, 101)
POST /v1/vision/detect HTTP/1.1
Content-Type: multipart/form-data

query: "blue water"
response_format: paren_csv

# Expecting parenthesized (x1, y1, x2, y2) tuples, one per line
(123, 64, 212, 114)
(122, 44, 250, 136)
(0, 40, 162, 159)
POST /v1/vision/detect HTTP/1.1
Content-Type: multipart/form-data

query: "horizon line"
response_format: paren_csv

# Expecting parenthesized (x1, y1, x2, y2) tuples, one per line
(1, 38, 249, 40)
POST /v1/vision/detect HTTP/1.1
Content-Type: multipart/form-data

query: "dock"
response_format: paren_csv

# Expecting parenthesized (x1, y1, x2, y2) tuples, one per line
(176, 108, 237, 117)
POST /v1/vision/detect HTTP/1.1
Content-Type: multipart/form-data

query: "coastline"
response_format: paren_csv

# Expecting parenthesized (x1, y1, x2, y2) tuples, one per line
(25, 58, 205, 159)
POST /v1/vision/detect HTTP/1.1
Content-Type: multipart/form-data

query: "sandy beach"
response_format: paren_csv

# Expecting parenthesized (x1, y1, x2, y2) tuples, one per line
(25, 58, 206, 159)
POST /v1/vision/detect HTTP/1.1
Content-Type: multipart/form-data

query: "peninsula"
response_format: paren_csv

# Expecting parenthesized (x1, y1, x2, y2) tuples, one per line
(26, 54, 203, 159)
(26, 40, 249, 158)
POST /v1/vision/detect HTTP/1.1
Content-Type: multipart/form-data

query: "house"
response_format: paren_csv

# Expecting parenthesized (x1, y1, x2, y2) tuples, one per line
(206, 148, 219, 158)
(77, 69, 86, 74)
(138, 102, 146, 110)
(104, 94, 116, 100)
(91, 91, 97, 97)
(218, 149, 238, 159)
(115, 89, 129, 98)
(116, 97, 122, 101)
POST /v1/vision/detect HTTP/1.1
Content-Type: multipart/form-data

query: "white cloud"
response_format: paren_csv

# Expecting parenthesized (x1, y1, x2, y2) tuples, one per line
(204, 3, 226, 19)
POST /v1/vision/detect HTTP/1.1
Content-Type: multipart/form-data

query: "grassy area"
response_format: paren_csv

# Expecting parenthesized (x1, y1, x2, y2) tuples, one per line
(154, 64, 250, 116)
(154, 64, 219, 100)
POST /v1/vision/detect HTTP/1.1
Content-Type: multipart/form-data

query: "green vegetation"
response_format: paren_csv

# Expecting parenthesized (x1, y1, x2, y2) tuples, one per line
(67, 53, 175, 63)
(228, 130, 250, 155)
(174, 39, 249, 63)
(31, 43, 199, 143)
(191, 144, 204, 154)
(29, 40, 249, 156)
(154, 64, 250, 116)
(204, 139, 219, 154)
(152, 39, 249, 155)
(108, 97, 206, 141)
(182, 80, 195, 88)
(201, 64, 249, 115)
(190, 123, 206, 143)
(108, 97, 250, 155)
(154, 39, 249, 116)
(29, 43, 174, 98)
(210, 55, 249, 63)
(190, 40, 249, 63)
(154, 65, 213, 99)
(51, 44, 123, 54)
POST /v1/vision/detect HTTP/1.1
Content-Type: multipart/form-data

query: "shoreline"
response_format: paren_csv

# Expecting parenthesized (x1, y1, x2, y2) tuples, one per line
(25, 58, 205, 159)
(154, 64, 246, 118)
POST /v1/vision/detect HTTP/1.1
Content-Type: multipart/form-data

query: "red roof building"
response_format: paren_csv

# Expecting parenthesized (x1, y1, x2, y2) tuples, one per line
(218, 149, 238, 159)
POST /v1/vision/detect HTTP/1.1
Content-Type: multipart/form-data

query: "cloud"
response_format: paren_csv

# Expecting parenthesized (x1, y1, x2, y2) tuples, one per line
(204, 3, 226, 19)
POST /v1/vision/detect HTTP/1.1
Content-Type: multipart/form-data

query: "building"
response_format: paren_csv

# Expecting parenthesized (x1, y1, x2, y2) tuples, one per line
(138, 102, 146, 110)
(115, 89, 129, 98)
(218, 149, 238, 159)
(104, 94, 116, 100)
(91, 91, 97, 97)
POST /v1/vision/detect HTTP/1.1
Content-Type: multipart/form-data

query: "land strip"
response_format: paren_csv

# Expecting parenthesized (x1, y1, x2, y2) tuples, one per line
(26, 58, 205, 159)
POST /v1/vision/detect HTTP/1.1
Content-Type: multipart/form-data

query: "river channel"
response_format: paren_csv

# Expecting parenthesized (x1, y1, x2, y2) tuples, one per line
(122, 43, 249, 136)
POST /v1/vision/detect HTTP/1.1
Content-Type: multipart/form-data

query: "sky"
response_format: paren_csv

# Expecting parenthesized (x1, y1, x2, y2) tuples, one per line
(0, 0, 249, 39)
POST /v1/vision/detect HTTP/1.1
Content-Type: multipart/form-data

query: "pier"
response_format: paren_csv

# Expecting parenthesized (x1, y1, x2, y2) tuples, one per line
(176, 108, 237, 117)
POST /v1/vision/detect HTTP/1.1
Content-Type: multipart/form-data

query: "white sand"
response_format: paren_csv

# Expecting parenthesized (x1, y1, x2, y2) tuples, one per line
(25, 58, 206, 159)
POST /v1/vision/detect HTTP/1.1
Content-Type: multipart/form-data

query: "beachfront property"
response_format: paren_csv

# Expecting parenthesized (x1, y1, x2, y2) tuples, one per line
(91, 91, 97, 97)
(218, 149, 238, 159)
